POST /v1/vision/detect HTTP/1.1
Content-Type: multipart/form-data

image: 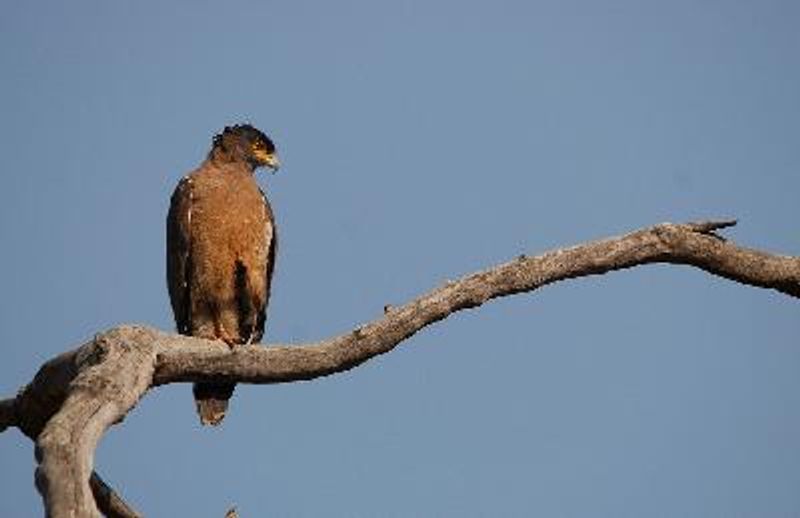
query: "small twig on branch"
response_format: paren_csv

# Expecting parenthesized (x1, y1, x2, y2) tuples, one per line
(1, 219, 798, 516)
(686, 219, 738, 233)
(685, 219, 737, 239)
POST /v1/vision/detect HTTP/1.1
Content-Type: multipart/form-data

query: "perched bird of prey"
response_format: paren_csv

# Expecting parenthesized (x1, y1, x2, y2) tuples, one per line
(167, 124, 280, 425)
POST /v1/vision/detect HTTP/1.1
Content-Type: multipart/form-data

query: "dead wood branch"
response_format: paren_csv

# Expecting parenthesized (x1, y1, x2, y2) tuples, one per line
(1, 220, 797, 516)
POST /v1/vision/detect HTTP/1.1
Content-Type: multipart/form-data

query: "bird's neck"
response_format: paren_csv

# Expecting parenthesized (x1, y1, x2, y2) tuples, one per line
(207, 147, 255, 173)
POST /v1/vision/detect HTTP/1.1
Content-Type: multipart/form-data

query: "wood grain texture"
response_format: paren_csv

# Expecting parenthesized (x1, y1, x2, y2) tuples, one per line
(2, 220, 798, 517)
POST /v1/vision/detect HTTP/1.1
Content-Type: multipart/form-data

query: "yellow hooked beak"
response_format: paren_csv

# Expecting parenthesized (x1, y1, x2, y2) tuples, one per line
(254, 148, 281, 171)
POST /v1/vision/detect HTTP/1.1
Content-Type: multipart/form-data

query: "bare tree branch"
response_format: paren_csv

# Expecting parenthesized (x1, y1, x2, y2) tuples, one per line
(152, 219, 799, 385)
(2, 353, 143, 516)
(89, 473, 143, 518)
(1, 220, 798, 516)
(30, 328, 155, 518)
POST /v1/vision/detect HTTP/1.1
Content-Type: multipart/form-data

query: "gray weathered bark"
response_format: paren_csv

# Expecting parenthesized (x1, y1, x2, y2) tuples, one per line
(1, 220, 798, 517)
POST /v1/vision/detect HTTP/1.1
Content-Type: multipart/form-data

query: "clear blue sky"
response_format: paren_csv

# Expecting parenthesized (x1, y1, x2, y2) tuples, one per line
(1, 1, 798, 516)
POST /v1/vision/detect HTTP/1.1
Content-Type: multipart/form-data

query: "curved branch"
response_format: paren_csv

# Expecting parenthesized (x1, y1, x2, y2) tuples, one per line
(152, 220, 799, 385)
(2, 220, 798, 516)
(24, 329, 155, 517)
(1, 383, 141, 516)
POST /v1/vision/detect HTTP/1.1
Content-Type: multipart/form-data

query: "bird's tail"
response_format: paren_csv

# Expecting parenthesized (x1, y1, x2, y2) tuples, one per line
(193, 382, 235, 426)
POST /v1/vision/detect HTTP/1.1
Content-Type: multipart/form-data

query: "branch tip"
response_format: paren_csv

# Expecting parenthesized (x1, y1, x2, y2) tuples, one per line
(686, 219, 738, 234)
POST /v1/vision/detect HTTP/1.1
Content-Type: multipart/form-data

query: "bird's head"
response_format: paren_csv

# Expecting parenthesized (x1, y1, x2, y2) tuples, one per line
(211, 124, 280, 172)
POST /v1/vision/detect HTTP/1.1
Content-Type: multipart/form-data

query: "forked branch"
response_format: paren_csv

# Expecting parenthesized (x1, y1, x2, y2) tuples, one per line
(2, 220, 798, 517)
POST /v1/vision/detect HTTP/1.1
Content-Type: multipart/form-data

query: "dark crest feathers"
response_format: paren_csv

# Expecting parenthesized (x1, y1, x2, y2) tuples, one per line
(212, 123, 274, 153)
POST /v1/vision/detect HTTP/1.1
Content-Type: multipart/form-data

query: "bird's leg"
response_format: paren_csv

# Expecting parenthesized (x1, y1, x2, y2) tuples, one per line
(213, 321, 240, 350)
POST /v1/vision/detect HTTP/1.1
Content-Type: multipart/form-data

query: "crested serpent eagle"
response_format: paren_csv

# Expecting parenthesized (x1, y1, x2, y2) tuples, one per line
(167, 124, 280, 425)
